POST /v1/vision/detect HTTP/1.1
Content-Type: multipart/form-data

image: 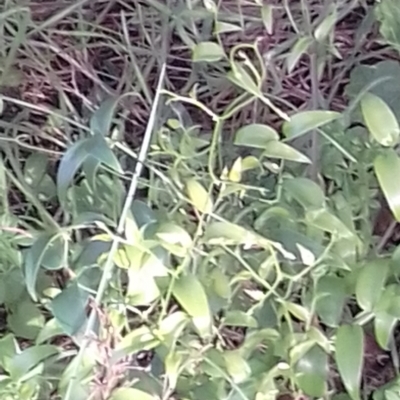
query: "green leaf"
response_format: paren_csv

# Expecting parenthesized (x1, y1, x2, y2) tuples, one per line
(24, 233, 54, 301)
(335, 325, 364, 400)
(110, 388, 155, 400)
(8, 345, 58, 381)
(374, 149, 400, 221)
(214, 21, 241, 34)
(51, 283, 89, 336)
(295, 345, 328, 397)
(41, 235, 68, 270)
(223, 311, 258, 328)
(90, 97, 119, 137)
(24, 153, 48, 187)
(315, 276, 347, 327)
(172, 274, 211, 338)
(192, 42, 225, 62)
(131, 200, 157, 228)
(306, 208, 353, 238)
(7, 301, 45, 340)
(186, 179, 213, 214)
(262, 141, 311, 163)
(261, 5, 273, 34)
(283, 177, 325, 208)
(356, 260, 389, 312)
(374, 311, 397, 350)
(376, 0, 400, 51)
(361, 92, 399, 146)
(228, 63, 261, 96)
(57, 135, 122, 204)
(234, 124, 279, 148)
(345, 61, 400, 121)
(315, 8, 338, 42)
(282, 111, 341, 139)
(0, 334, 18, 373)
(224, 350, 251, 383)
(287, 37, 313, 73)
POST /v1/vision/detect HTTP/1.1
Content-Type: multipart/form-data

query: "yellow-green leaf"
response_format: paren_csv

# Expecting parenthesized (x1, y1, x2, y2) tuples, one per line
(192, 42, 225, 62)
(361, 92, 399, 146)
(172, 274, 211, 338)
(315, 8, 338, 42)
(186, 179, 213, 214)
(374, 149, 400, 221)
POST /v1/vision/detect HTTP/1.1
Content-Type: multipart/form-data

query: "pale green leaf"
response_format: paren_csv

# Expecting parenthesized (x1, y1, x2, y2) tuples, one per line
(315, 9, 338, 42)
(261, 5, 273, 34)
(283, 177, 325, 208)
(287, 37, 313, 73)
(186, 179, 213, 214)
(234, 124, 279, 148)
(282, 111, 341, 139)
(262, 141, 311, 163)
(361, 92, 399, 146)
(374, 311, 397, 350)
(110, 387, 155, 400)
(374, 150, 400, 221)
(192, 42, 225, 62)
(214, 21, 241, 34)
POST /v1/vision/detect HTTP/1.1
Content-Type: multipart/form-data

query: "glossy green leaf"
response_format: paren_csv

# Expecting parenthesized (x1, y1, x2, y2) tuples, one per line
(111, 387, 155, 400)
(356, 261, 389, 312)
(315, 9, 338, 42)
(263, 141, 311, 163)
(374, 311, 397, 350)
(172, 274, 211, 338)
(315, 276, 347, 327)
(361, 92, 399, 146)
(283, 177, 325, 208)
(335, 325, 364, 400)
(287, 36, 313, 73)
(186, 179, 213, 214)
(51, 283, 89, 336)
(282, 111, 341, 139)
(234, 124, 279, 148)
(90, 97, 119, 137)
(192, 42, 225, 62)
(8, 345, 58, 381)
(295, 345, 328, 397)
(374, 149, 400, 221)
